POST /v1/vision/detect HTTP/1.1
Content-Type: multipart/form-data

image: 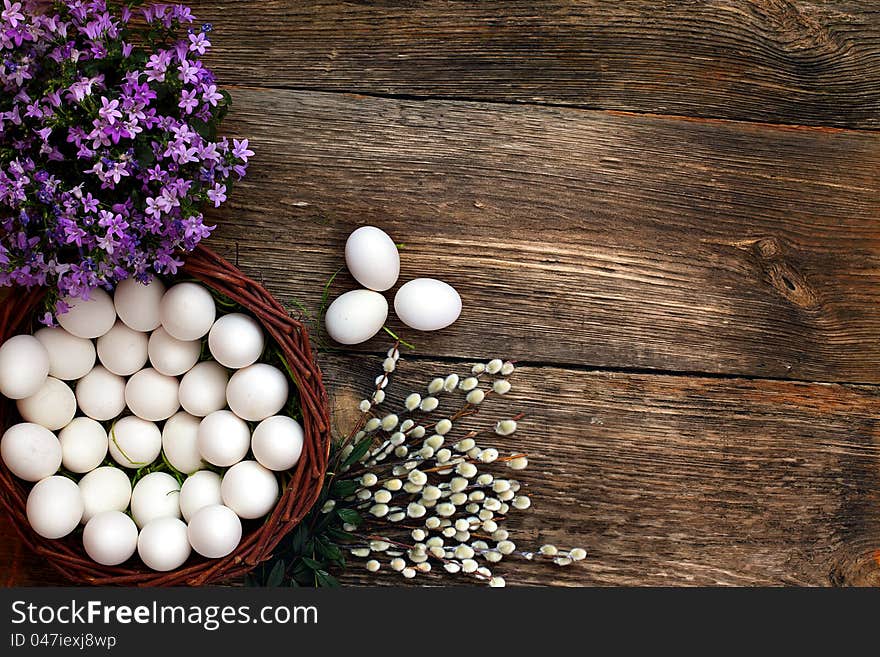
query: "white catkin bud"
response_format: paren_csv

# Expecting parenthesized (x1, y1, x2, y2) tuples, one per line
(404, 393, 421, 411)
(454, 545, 475, 560)
(466, 389, 485, 405)
(476, 473, 494, 486)
(492, 529, 509, 542)
(450, 477, 469, 493)
(489, 576, 506, 588)
(384, 478, 402, 492)
(409, 551, 428, 564)
(477, 566, 492, 578)
(507, 456, 529, 470)
(442, 527, 456, 538)
(498, 489, 515, 502)
(486, 551, 503, 563)
(426, 536, 444, 548)
(321, 500, 336, 513)
(471, 363, 486, 375)
(416, 562, 432, 573)
(480, 448, 500, 464)
(497, 540, 516, 555)
(361, 473, 378, 487)
(469, 491, 486, 502)
(411, 528, 426, 542)
(366, 560, 381, 572)
(510, 481, 521, 492)
(370, 540, 390, 551)
(478, 509, 493, 521)
(374, 490, 392, 504)
(376, 374, 390, 389)
(403, 482, 423, 494)
(444, 374, 460, 392)
(409, 425, 426, 439)
(495, 420, 517, 436)
(400, 418, 415, 432)
(455, 530, 471, 543)
(466, 503, 481, 514)
(459, 377, 479, 391)
(388, 511, 405, 522)
(472, 540, 489, 550)
(419, 397, 439, 412)
(422, 485, 442, 501)
(512, 495, 531, 510)
(540, 544, 558, 557)
(435, 419, 453, 435)
(381, 414, 399, 431)
(387, 346, 400, 361)
(359, 400, 372, 412)
(364, 418, 381, 432)
(408, 470, 428, 486)
(467, 447, 483, 460)
(450, 492, 467, 506)
(436, 448, 452, 463)
(456, 438, 476, 453)
(390, 432, 406, 446)
(456, 462, 478, 478)
(430, 546, 446, 559)
(501, 361, 515, 376)
(492, 479, 511, 493)
(493, 379, 512, 395)
(444, 562, 461, 574)
(356, 489, 372, 501)
(407, 503, 426, 518)
(485, 359, 502, 374)
(483, 498, 501, 512)
(418, 446, 435, 459)
(461, 559, 478, 574)
(454, 518, 470, 532)
(425, 434, 444, 450)
(499, 503, 510, 515)
(392, 465, 407, 477)
(427, 378, 444, 394)
(423, 516, 440, 530)
(372, 389, 386, 404)
(343, 523, 358, 532)
(390, 558, 406, 572)
(383, 358, 396, 373)
(555, 557, 573, 566)
(436, 502, 456, 517)
(571, 548, 587, 561)
(351, 547, 370, 557)
(394, 445, 409, 458)
(369, 504, 389, 517)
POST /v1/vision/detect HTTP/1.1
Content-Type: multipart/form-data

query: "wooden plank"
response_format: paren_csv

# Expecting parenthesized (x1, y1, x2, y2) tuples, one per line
(207, 88, 880, 383)
(188, 0, 880, 128)
(3, 357, 879, 586)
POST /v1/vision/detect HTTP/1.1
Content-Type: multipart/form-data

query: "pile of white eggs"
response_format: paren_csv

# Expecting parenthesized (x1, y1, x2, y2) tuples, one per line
(325, 226, 463, 345)
(0, 279, 305, 572)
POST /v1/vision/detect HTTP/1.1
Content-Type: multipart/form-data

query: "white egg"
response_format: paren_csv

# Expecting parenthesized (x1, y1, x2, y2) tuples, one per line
(179, 470, 222, 522)
(0, 334, 50, 399)
(78, 466, 132, 523)
(137, 517, 191, 571)
(34, 327, 95, 381)
(96, 321, 148, 376)
(130, 471, 181, 528)
(147, 327, 201, 377)
(57, 288, 117, 339)
(108, 416, 161, 468)
(187, 504, 242, 559)
(178, 361, 228, 417)
(345, 226, 401, 291)
(0, 422, 62, 481)
(83, 511, 138, 566)
(394, 278, 462, 331)
(324, 289, 388, 345)
(16, 377, 76, 431)
(162, 412, 204, 474)
(159, 282, 216, 341)
(221, 460, 279, 519)
(125, 368, 180, 421)
(59, 417, 108, 473)
(251, 415, 304, 472)
(197, 410, 250, 467)
(114, 277, 166, 332)
(208, 313, 265, 369)
(226, 364, 289, 421)
(75, 366, 126, 421)
(26, 475, 83, 539)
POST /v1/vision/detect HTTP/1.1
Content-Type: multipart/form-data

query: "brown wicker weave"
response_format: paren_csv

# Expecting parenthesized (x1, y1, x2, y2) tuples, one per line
(0, 245, 331, 586)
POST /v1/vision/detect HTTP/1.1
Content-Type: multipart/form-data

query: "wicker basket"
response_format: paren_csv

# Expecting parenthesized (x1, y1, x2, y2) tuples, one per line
(0, 245, 331, 586)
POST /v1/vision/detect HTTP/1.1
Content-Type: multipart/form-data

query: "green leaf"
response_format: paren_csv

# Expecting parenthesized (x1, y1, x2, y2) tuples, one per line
(343, 438, 372, 469)
(302, 557, 323, 571)
(327, 527, 356, 542)
(330, 479, 359, 498)
(315, 570, 339, 588)
(265, 560, 286, 587)
(336, 508, 363, 527)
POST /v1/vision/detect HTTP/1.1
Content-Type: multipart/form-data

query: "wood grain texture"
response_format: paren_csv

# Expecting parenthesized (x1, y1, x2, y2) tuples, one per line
(207, 88, 880, 383)
(4, 357, 878, 586)
(188, 0, 880, 128)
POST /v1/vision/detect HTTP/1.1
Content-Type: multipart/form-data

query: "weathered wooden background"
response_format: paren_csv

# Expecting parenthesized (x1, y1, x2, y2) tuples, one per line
(3, 0, 880, 586)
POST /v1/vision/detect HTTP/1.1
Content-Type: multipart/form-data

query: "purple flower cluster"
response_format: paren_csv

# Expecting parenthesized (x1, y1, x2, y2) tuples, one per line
(0, 1, 251, 320)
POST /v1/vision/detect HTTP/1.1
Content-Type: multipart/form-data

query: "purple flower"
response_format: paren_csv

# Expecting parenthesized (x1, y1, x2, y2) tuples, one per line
(188, 32, 209, 55)
(206, 183, 226, 207)
(178, 88, 198, 114)
(1, 1, 25, 29)
(98, 96, 122, 124)
(232, 139, 254, 163)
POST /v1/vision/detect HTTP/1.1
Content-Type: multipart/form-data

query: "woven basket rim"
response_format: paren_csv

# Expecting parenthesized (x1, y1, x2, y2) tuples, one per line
(0, 245, 331, 586)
